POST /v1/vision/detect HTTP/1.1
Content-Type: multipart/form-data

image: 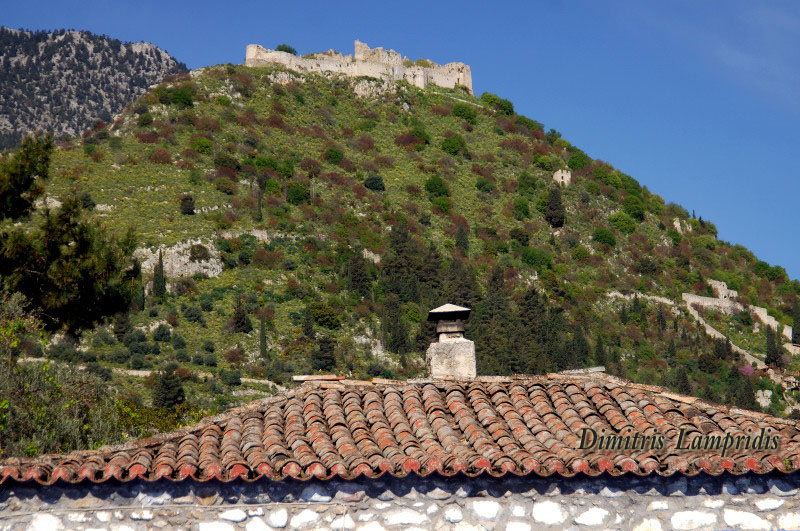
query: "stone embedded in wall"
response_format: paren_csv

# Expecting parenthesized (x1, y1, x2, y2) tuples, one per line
(553, 169, 572, 186)
(245, 40, 473, 94)
(708, 279, 738, 300)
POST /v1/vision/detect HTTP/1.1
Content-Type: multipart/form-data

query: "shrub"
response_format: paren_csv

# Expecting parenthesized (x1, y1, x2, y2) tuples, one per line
(214, 177, 237, 195)
(287, 183, 310, 205)
(172, 334, 186, 350)
(324, 148, 344, 164)
(609, 212, 636, 234)
(425, 175, 449, 198)
(307, 301, 340, 329)
(431, 195, 452, 214)
(150, 148, 172, 164)
(190, 137, 212, 154)
(516, 115, 543, 132)
(202, 340, 216, 353)
(213, 153, 240, 170)
(513, 198, 530, 220)
(518, 172, 537, 196)
(183, 306, 205, 324)
(137, 113, 153, 127)
(522, 247, 553, 271)
(364, 174, 385, 191)
(572, 245, 590, 261)
(152, 324, 171, 342)
(476, 177, 494, 193)
(623, 195, 645, 221)
(441, 134, 468, 156)
(593, 228, 617, 246)
(276, 43, 297, 55)
(189, 244, 210, 262)
(169, 86, 193, 107)
(452, 103, 478, 124)
(568, 152, 591, 169)
(135, 131, 158, 144)
(180, 194, 195, 215)
(480, 92, 514, 115)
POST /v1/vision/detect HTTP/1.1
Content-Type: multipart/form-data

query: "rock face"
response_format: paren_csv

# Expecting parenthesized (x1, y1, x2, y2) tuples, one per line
(0, 27, 186, 149)
(245, 40, 473, 94)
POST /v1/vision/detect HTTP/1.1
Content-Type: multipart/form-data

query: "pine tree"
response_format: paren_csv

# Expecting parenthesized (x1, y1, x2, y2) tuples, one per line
(384, 294, 410, 362)
(152, 365, 185, 408)
(112, 312, 131, 342)
(793, 300, 800, 345)
(569, 326, 590, 368)
(545, 186, 565, 228)
(152, 249, 166, 299)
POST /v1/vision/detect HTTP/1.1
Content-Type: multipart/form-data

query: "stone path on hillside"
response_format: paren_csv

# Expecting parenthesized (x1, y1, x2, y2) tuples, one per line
(16, 357, 285, 392)
(607, 291, 766, 369)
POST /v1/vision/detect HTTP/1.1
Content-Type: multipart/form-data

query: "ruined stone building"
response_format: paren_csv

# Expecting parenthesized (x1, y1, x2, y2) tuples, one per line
(245, 40, 473, 94)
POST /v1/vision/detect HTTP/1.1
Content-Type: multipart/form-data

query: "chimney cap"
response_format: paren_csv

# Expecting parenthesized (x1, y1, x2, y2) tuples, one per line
(427, 303, 471, 322)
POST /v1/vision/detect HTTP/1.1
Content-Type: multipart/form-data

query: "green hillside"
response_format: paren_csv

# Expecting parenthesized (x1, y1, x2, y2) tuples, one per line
(3, 63, 799, 455)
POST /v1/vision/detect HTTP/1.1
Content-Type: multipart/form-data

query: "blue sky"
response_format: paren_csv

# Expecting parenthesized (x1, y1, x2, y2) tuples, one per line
(6, 0, 799, 279)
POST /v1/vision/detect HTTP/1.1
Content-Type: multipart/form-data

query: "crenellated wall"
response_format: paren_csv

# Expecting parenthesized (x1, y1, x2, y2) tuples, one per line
(245, 40, 473, 94)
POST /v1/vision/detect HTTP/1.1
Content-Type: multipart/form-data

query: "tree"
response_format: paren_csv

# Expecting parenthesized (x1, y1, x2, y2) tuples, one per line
(152, 364, 185, 408)
(227, 297, 253, 334)
(0, 133, 53, 221)
(793, 300, 800, 345)
(180, 194, 194, 215)
(312, 336, 336, 372)
(152, 249, 167, 299)
(455, 224, 469, 255)
(765, 326, 783, 367)
(545, 187, 565, 228)
(384, 294, 411, 363)
(345, 253, 371, 299)
(594, 335, 606, 367)
(674, 367, 691, 395)
(1, 194, 138, 336)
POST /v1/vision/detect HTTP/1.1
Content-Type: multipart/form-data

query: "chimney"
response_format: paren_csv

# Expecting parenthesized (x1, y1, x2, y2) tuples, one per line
(425, 304, 476, 379)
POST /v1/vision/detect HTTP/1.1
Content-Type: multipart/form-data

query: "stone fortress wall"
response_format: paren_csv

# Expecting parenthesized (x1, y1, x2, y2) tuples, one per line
(245, 40, 473, 94)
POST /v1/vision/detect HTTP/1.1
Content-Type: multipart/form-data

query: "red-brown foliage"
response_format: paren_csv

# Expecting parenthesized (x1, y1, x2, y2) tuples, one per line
(353, 184, 368, 199)
(373, 155, 394, 168)
(237, 109, 257, 127)
(321, 172, 348, 186)
(499, 137, 530, 153)
(360, 159, 379, 173)
(265, 114, 285, 129)
(354, 133, 375, 152)
(253, 248, 283, 268)
(181, 148, 200, 160)
(217, 167, 237, 180)
(406, 184, 422, 197)
(135, 131, 158, 144)
(495, 116, 517, 133)
(225, 347, 245, 364)
(531, 128, 546, 141)
(300, 157, 321, 176)
(271, 101, 286, 115)
(394, 132, 424, 150)
(339, 158, 356, 172)
(471, 164, 495, 180)
(195, 117, 221, 132)
(430, 104, 452, 116)
(176, 160, 195, 170)
(150, 148, 172, 164)
(90, 150, 104, 162)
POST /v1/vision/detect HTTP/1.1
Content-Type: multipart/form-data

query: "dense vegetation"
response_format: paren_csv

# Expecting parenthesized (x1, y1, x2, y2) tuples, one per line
(2, 61, 799, 456)
(0, 27, 186, 149)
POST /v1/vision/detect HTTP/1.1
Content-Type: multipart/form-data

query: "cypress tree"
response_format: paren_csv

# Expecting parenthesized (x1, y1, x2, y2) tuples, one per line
(570, 326, 590, 368)
(674, 367, 691, 395)
(112, 312, 131, 342)
(384, 294, 411, 364)
(594, 335, 606, 367)
(311, 336, 336, 372)
(657, 307, 666, 332)
(346, 253, 370, 299)
(259, 312, 268, 361)
(765, 326, 783, 367)
(228, 297, 253, 334)
(545, 186, 565, 228)
(302, 309, 315, 339)
(455, 224, 469, 255)
(793, 301, 800, 345)
(152, 249, 166, 299)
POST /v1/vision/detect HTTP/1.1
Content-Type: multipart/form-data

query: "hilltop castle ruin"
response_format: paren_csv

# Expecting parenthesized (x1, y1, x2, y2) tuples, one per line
(245, 40, 473, 94)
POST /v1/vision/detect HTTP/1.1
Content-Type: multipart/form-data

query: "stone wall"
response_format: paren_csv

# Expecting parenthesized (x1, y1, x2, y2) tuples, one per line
(4, 472, 800, 530)
(245, 41, 473, 94)
(553, 170, 571, 186)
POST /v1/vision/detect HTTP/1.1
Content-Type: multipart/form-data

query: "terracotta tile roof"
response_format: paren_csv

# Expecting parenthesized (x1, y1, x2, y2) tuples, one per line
(2, 371, 800, 485)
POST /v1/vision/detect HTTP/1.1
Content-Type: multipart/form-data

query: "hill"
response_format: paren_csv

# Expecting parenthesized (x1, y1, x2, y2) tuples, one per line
(3, 47, 800, 455)
(0, 27, 187, 150)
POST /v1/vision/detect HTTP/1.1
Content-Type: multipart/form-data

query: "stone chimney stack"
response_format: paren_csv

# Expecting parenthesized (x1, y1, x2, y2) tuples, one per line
(426, 304, 476, 379)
